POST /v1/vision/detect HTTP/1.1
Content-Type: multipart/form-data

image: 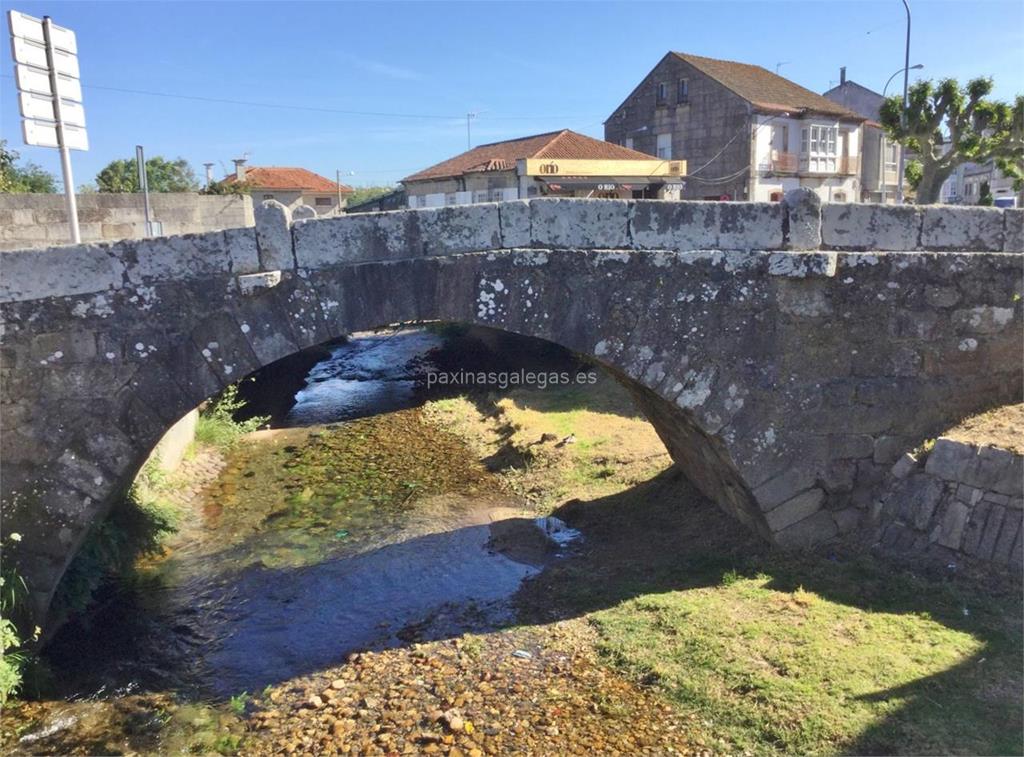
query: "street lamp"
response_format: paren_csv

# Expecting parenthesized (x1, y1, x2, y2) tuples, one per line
(897, 0, 912, 204)
(881, 62, 923, 204)
(883, 63, 923, 98)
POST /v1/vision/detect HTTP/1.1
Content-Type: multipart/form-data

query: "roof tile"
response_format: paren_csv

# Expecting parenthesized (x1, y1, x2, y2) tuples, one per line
(223, 166, 353, 193)
(402, 130, 659, 183)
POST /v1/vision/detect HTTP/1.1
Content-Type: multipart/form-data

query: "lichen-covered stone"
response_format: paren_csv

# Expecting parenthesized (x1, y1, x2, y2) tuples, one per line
(822, 203, 922, 250)
(921, 206, 1005, 251)
(783, 187, 821, 250)
(254, 200, 294, 271)
(632, 201, 783, 250)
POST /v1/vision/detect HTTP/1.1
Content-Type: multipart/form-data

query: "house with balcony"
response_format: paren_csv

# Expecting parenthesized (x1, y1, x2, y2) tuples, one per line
(401, 129, 685, 208)
(605, 52, 867, 202)
(823, 68, 901, 203)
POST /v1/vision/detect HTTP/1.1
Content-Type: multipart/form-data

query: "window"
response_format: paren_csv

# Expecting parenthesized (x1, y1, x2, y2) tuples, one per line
(656, 82, 668, 104)
(883, 139, 898, 173)
(625, 137, 634, 150)
(315, 197, 333, 206)
(833, 191, 847, 202)
(801, 125, 837, 172)
(677, 79, 689, 104)
(656, 133, 672, 160)
(445, 192, 457, 205)
(262, 193, 274, 200)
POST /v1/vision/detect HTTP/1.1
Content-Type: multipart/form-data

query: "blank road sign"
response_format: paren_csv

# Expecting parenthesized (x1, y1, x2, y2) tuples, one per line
(7, 10, 77, 54)
(22, 118, 88, 150)
(18, 91, 85, 127)
(15, 63, 83, 102)
(10, 36, 80, 77)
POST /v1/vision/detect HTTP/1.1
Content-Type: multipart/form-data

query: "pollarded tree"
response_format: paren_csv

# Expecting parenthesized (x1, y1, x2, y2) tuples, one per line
(95, 156, 199, 193)
(880, 78, 1023, 204)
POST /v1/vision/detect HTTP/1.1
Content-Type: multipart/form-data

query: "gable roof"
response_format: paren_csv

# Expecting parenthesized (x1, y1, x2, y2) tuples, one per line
(606, 52, 864, 122)
(671, 53, 864, 120)
(402, 129, 659, 183)
(821, 79, 886, 120)
(222, 166, 354, 193)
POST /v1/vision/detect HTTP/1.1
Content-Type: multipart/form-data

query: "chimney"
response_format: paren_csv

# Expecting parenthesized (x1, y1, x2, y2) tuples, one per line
(233, 158, 247, 182)
(840, 66, 847, 85)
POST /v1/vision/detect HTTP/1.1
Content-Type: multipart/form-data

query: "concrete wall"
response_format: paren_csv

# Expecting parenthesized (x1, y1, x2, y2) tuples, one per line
(147, 409, 198, 473)
(0, 193, 254, 250)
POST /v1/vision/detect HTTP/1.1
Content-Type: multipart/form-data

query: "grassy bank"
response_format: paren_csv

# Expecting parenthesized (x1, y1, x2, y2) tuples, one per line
(423, 376, 1024, 756)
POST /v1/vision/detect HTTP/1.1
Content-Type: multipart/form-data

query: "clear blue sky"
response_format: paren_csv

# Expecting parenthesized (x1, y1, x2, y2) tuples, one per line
(2, 0, 1022, 190)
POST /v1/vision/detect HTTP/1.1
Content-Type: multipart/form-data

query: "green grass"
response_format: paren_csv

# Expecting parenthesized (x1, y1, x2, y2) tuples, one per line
(589, 559, 1023, 756)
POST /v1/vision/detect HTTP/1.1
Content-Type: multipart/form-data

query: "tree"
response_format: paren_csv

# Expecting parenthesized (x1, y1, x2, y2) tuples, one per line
(978, 180, 994, 206)
(880, 78, 1023, 204)
(0, 139, 58, 193)
(95, 156, 199, 193)
(345, 185, 397, 207)
(199, 178, 252, 196)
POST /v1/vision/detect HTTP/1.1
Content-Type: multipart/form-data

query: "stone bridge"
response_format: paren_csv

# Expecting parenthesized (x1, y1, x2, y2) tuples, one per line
(2, 192, 1022, 627)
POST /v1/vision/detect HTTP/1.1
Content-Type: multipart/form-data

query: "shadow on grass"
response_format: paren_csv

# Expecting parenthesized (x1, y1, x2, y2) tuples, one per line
(514, 468, 1022, 756)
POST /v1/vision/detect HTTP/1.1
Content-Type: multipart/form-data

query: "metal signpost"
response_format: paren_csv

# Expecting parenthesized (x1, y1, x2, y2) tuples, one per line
(8, 10, 87, 243)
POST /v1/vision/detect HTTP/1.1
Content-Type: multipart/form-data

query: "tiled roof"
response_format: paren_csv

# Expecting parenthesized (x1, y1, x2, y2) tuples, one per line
(223, 166, 353, 193)
(672, 52, 865, 120)
(402, 130, 659, 183)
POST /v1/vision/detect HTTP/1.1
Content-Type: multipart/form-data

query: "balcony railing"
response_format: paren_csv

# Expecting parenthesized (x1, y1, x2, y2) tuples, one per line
(839, 155, 861, 175)
(770, 152, 799, 173)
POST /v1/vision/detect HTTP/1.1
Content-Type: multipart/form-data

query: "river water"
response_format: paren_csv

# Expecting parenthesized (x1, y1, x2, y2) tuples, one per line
(5, 328, 565, 755)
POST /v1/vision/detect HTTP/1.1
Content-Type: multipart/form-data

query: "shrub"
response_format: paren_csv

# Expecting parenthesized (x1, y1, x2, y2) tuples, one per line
(195, 383, 269, 449)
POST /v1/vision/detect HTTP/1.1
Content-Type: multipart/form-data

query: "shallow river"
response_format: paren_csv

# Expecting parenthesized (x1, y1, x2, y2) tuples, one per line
(6, 329, 556, 755)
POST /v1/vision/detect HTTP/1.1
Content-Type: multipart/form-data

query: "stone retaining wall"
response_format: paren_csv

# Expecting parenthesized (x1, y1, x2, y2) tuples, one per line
(877, 438, 1024, 569)
(0, 193, 254, 251)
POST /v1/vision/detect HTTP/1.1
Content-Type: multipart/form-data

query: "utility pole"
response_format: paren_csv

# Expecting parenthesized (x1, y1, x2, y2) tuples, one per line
(203, 162, 214, 188)
(136, 145, 154, 236)
(897, 0, 912, 204)
(336, 169, 342, 209)
(466, 112, 476, 150)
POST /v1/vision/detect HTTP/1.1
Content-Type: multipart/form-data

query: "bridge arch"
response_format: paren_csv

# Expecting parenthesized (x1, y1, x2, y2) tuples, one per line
(1, 195, 1020, 628)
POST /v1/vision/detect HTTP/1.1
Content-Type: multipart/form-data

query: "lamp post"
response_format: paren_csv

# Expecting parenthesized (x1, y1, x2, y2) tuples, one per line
(881, 62, 923, 204)
(896, 0, 912, 204)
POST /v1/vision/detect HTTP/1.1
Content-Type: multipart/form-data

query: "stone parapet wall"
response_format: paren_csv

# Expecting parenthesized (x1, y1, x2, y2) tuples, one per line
(877, 438, 1024, 569)
(0, 193, 254, 251)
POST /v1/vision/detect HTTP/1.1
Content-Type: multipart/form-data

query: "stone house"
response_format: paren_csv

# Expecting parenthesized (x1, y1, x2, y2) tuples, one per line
(822, 69, 901, 203)
(221, 163, 353, 215)
(401, 129, 685, 208)
(605, 52, 866, 202)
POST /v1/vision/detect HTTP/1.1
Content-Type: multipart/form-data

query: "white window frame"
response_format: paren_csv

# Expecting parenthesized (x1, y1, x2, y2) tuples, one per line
(801, 124, 837, 173)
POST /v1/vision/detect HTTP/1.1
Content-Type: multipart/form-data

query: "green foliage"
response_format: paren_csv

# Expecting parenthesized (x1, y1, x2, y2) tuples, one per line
(0, 139, 58, 193)
(228, 691, 249, 715)
(200, 179, 253, 196)
(0, 533, 39, 705)
(978, 180, 994, 206)
(345, 185, 397, 207)
(880, 78, 1023, 203)
(50, 467, 179, 625)
(95, 155, 199, 193)
(195, 383, 270, 449)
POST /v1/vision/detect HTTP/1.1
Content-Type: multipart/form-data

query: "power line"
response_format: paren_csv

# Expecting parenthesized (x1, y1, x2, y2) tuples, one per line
(0, 74, 603, 123)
